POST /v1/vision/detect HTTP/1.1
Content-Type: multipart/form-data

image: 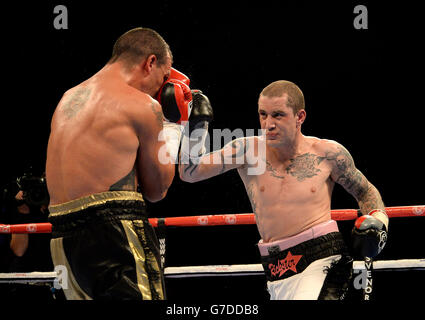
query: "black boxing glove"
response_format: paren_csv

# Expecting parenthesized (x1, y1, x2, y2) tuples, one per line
(181, 90, 213, 161)
(351, 209, 388, 258)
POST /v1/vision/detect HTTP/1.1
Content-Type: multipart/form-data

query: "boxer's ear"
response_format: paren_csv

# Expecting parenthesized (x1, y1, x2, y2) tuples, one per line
(296, 109, 306, 127)
(141, 54, 157, 74)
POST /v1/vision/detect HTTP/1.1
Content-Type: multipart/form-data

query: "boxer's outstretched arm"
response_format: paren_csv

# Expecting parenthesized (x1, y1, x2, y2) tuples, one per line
(326, 142, 386, 215)
(179, 137, 252, 183)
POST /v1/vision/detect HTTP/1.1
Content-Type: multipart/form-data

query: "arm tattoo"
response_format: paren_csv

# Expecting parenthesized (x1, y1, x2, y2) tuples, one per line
(323, 147, 368, 199)
(220, 139, 249, 173)
(325, 145, 384, 214)
(181, 139, 249, 178)
(150, 102, 164, 127)
(357, 184, 385, 214)
(184, 158, 199, 176)
(226, 140, 249, 159)
(220, 152, 226, 174)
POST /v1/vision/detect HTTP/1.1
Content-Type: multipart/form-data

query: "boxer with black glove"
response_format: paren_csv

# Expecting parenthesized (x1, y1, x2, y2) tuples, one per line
(177, 80, 389, 300)
(157, 68, 193, 164)
(352, 209, 389, 258)
(180, 90, 213, 163)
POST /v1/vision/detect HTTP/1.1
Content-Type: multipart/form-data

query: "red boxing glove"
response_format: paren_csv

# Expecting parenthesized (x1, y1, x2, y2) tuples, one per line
(157, 68, 190, 97)
(169, 67, 190, 86)
(158, 79, 192, 124)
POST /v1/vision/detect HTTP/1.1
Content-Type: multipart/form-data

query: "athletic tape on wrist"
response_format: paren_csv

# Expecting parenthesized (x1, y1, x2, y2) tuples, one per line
(162, 121, 184, 164)
(181, 124, 209, 161)
(369, 209, 389, 230)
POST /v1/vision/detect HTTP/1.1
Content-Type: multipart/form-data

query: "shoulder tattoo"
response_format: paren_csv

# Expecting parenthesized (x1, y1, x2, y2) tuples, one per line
(62, 87, 92, 119)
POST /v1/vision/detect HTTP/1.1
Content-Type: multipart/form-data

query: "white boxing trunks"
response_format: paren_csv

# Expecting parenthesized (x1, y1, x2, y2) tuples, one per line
(267, 254, 341, 300)
(258, 220, 353, 300)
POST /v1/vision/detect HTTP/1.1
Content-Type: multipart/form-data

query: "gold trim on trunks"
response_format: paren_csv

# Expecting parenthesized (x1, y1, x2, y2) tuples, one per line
(48, 191, 144, 217)
(121, 220, 152, 300)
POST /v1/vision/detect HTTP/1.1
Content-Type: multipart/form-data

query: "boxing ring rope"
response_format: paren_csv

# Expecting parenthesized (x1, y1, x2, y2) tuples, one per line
(1, 205, 424, 233)
(2, 259, 424, 285)
(0, 205, 424, 285)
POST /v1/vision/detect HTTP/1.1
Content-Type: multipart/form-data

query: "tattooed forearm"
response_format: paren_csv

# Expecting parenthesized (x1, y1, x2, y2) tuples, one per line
(220, 151, 226, 174)
(180, 138, 250, 182)
(183, 158, 199, 176)
(223, 139, 249, 161)
(219, 138, 249, 173)
(228, 140, 248, 158)
(357, 183, 385, 215)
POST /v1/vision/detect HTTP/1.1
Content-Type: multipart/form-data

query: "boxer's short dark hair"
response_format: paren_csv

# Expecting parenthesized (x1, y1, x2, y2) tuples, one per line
(108, 27, 172, 68)
(260, 80, 305, 114)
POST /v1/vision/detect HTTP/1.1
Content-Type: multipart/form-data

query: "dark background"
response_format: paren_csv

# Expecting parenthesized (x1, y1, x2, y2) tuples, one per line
(0, 1, 423, 301)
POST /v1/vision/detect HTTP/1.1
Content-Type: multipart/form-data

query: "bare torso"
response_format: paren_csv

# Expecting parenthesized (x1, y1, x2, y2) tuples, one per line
(46, 69, 151, 205)
(238, 136, 335, 242)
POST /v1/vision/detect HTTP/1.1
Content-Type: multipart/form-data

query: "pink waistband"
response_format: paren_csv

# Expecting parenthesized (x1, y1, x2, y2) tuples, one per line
(258, 220, 339, 256)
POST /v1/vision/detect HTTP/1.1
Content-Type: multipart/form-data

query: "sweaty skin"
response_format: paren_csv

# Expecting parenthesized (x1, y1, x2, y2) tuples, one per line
(179, 94, 385, 242)
(238, 136, 374, 242)
(46, 57, 174, 205)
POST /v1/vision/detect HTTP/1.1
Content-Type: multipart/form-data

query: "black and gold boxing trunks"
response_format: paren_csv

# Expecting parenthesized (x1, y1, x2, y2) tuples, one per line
(48, 191, 164, 300)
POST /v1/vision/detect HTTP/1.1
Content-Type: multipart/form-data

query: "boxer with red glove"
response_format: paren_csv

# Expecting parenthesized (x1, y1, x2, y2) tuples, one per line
(157, 68, 192, 164)
(157, 68, 192, 123)
(351, 209, 389, 258)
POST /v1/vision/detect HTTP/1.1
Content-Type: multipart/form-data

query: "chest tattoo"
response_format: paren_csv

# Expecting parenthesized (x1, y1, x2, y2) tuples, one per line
(266, 160, 285, 179)
(266, 152, 327, 181)
(285, 153, 325, 181)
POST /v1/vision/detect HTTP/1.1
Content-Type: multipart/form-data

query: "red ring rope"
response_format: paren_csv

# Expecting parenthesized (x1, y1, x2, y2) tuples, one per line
(0, 205, 423, 234)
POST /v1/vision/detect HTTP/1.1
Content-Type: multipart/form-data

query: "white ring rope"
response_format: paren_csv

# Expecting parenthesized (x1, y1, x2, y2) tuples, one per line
(0, 271, 58, 284)
(352, 259, 425, 271)
(1, 259, 424, 283)
(164, 264, 265, 278)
